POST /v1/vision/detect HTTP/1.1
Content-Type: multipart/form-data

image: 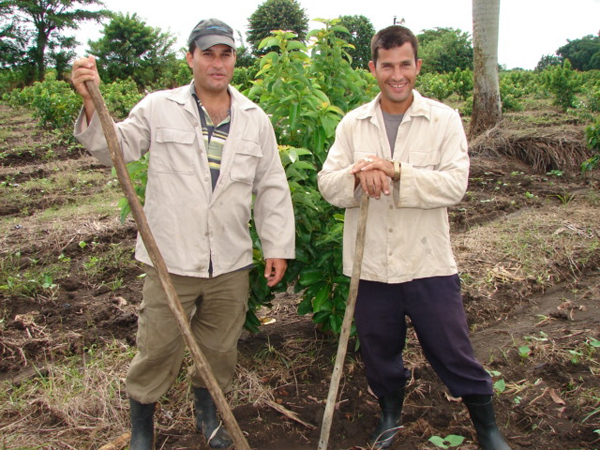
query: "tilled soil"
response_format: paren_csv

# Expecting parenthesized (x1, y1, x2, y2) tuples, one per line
(0, 104, 599, 449)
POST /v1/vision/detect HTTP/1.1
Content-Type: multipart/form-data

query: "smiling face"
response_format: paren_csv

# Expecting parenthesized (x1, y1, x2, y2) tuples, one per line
(186, 44, 236, 97)
(368, 42, 422, 115)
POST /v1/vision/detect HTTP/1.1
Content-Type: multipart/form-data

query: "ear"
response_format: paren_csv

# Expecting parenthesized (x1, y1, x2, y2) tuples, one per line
(186, 51, 194, 69)
(368, 60, 376, 76)
(415, 58, 422, 75)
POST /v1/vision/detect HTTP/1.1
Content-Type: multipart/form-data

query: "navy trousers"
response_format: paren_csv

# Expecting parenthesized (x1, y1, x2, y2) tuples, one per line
(354, 274, 493, 398)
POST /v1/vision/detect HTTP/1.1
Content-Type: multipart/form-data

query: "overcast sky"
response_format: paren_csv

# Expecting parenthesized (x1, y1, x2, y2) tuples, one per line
(74, 0, 600, 70)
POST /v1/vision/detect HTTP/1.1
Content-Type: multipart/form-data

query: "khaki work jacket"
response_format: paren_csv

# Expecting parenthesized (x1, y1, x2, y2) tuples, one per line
(75, 84, 295, 278)
(318, 90, 469, 284)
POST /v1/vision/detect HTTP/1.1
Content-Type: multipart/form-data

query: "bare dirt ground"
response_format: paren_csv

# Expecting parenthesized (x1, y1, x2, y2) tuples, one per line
(0, 102, 599, 450)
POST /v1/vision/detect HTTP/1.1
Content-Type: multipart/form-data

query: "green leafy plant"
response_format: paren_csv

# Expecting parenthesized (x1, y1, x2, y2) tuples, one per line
(518, 345, 531, 359)
(3, 72, 80, 132)
(428, 434, 465, 448)
(417, 72, 455, 102)
(246, 24, 375, 333)
(581, 117, 600, 173)
(541, 59, 582, 111)
(113, 153, 149, 223)
(99, 78, 144, 120)
(487, 370, 507, 394)
(452, 67, 473, 101)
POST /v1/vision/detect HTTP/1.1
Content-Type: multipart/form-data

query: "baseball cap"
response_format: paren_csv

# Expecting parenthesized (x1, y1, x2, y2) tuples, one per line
(188, 18, 235, 51)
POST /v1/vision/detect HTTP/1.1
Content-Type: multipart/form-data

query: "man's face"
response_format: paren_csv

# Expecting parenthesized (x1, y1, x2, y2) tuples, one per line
(368, 42, 422, 114)
(186, 44, 236, 95)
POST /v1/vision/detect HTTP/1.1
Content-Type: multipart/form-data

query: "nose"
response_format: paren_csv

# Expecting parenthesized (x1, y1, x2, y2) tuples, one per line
(212, 57, 225, 69)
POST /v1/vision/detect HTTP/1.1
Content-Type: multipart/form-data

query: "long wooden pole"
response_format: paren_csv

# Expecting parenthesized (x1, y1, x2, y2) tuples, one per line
(318, 193, 370, 450)
(83, 81, 251, 450)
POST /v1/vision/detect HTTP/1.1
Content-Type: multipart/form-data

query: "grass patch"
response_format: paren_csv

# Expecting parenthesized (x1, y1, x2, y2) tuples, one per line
(455, 203, 600, 296)
(0, 339, 133, 449)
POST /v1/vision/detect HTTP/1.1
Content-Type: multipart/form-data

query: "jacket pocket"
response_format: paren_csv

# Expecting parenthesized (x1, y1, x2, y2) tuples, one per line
(153, 128, 197, 175)
(408, 151, 440, 170)
(230, 141, 263, 184)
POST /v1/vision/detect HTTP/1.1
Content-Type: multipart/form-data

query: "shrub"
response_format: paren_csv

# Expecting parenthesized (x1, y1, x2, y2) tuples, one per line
(2, 72, 80, 130)
(541, 59, 582, 111)
(499, 76, 524, 112)
(581, 117, 600, 173)
(100, 78, 144, 121)
(417, 72, 454, 102)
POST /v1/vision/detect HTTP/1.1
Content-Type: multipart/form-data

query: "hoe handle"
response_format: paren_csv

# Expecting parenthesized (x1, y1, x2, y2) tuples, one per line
(83, 81, 251, 450)
(318, 193, 370, 450)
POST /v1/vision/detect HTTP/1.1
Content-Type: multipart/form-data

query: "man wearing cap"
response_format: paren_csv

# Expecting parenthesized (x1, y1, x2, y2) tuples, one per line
(71, 18, 295, 450)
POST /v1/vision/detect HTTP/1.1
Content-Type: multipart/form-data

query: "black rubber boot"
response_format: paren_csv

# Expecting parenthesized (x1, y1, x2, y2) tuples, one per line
(129, 398, 154, 450)
(463, 395, 511, 450)
(193, 387, 233, 449)
(368, 386, 405, 449)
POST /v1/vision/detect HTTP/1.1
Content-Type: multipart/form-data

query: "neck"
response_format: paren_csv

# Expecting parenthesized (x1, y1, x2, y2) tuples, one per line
(196, 88, 231, 124)
(380, 93, 413, 115)
(196, 87, 231, 109)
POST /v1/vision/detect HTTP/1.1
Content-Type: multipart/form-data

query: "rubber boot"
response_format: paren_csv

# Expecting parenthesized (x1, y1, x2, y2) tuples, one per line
(193, 387, 233, 449)
(368, 386, 405, 449)
(129, 398, 154, 450)
(463, 395, 511, 450)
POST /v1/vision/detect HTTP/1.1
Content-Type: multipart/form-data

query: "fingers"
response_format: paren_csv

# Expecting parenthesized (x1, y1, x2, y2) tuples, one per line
(358, 171, 390, 199)
(352, 155, 391, 199)
(71, 56, 100, 98)
(264, 258, 287, 287)
(351, 155, 378, 174)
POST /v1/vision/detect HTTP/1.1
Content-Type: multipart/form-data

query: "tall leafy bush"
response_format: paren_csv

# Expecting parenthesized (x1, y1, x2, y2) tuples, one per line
(541, 59, 582, 111)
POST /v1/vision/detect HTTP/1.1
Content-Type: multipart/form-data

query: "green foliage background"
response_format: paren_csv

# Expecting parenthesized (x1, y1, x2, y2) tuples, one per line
(88, 12, 179, 89)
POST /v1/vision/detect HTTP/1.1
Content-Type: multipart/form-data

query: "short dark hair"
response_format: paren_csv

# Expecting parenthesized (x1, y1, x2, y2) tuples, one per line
(371, 25, 419, 65)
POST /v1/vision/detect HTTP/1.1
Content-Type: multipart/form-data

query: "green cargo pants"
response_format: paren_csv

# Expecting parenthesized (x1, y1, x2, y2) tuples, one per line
(126, 265, 249, 404)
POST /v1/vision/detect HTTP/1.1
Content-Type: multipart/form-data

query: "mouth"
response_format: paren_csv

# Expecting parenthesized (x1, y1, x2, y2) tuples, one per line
(388, 80, 408, 90)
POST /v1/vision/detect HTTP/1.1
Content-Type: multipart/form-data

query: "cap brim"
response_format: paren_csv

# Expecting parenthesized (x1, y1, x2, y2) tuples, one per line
(195, 35, 235, 50)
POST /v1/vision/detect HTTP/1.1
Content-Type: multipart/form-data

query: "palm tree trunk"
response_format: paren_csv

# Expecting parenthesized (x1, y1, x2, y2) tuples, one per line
(470, 0, 502, 137)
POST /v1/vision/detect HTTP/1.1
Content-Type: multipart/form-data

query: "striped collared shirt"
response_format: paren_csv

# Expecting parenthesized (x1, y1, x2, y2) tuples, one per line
(193, 93, 231, 190)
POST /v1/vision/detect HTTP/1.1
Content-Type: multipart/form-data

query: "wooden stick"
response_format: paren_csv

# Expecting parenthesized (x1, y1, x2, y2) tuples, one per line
(83, 81, 251, 450)
(265, 400, 317, 429)
(98, 433, 130, 450)
(318, 193, 370, 450)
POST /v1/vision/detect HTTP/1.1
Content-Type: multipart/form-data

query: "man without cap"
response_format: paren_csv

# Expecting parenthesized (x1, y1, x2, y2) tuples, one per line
(318, 25, 511, 450)
(71, 18, 295, 449)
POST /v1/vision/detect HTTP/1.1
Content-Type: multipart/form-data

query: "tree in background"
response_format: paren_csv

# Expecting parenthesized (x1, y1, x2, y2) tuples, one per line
(535, 54, 562, 72)
(0, 11, 28, 66)
(417, 27, 473, 74)
(47, 35, 76, 80)
(470, 0, 501, 137)
(335, 15, 375, 69)
(0, 17, 35, 87)
(87, 12, 178, 88)
(557, 34, 600, 71)
(1, 0, 107, 82)
(235, 31, 257, 68)
(246, 0, 308, 56)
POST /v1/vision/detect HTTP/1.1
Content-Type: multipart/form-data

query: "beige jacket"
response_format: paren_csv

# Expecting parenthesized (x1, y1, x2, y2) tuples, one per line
(318, 90, 469, 284)
(75, 84, 295, 278)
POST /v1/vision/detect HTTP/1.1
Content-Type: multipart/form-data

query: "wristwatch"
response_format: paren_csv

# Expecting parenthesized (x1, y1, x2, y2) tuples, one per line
(391, 160, 400, 181)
